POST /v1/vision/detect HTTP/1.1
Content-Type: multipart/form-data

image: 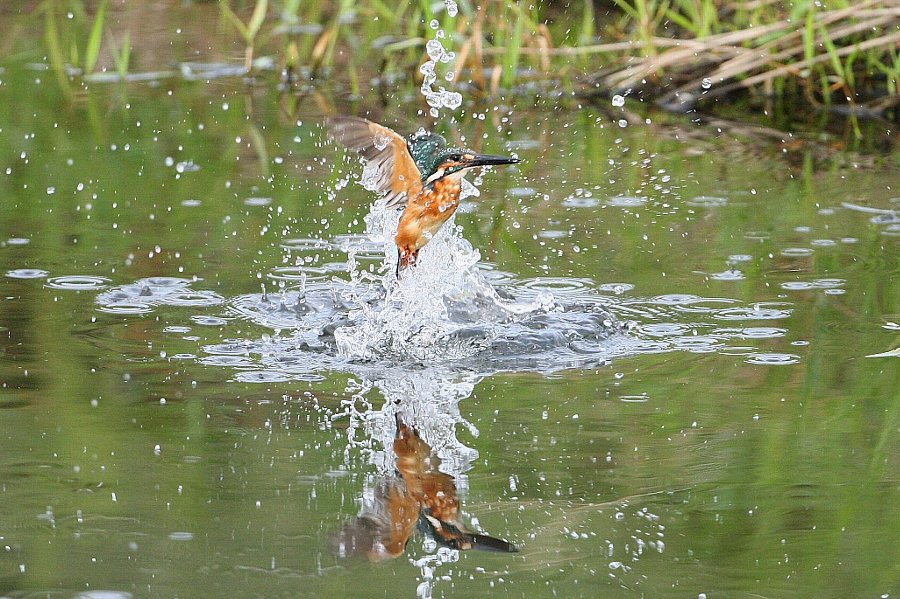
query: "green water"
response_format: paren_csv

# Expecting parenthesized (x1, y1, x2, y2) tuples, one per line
(0, 57, 898, 599)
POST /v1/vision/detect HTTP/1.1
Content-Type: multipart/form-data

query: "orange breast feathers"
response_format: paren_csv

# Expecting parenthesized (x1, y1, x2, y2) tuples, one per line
(395, 178, 462, 253)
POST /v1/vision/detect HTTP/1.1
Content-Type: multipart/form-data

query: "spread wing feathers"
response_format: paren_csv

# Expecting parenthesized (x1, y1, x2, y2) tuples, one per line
(326, 117, 422, 209)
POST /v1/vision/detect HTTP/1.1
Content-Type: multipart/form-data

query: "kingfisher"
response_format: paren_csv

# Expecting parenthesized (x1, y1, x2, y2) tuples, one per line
(331, 414, 518, 562)
(326, 117, 520, 271)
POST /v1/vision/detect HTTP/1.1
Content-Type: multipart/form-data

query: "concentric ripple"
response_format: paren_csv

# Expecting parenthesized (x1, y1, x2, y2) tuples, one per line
(5, 268, 49, 279)
(96, 277, 224, 315)
(45, 275, 111, 290)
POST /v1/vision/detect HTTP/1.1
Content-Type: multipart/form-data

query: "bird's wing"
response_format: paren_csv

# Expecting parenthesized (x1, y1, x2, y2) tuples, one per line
(326, 117, 422, 209)
(330, 477, 422, 562)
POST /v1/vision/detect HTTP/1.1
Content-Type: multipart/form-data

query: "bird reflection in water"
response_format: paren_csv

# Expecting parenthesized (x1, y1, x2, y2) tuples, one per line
(332, 414, 518, 562)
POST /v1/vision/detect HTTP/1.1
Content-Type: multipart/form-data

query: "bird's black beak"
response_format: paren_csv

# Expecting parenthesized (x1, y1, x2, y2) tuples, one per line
(465, 153, 520, 168)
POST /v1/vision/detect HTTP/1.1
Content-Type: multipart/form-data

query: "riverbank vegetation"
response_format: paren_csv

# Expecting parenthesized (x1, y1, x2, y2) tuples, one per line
(5, 1, 899, 130)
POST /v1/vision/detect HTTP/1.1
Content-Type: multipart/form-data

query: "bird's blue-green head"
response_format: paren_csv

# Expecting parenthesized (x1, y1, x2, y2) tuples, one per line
(406, 129, 520, 185)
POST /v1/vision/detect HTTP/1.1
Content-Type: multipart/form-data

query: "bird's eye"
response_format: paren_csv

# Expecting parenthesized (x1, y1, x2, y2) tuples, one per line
(449, 154, 462, 161)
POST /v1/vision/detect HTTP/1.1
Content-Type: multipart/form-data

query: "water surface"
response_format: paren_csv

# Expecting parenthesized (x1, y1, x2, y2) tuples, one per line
(0, 61, 898, 599)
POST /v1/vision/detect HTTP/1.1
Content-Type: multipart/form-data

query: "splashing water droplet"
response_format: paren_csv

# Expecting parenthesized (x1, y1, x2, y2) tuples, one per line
(425, 39, 446, 61)
(373, 134, 391, 151)
(611, 94, 625, 107)
(701, 78, 712, 89)
(418, 2, 463, 118)
(444, 91, 462, 109)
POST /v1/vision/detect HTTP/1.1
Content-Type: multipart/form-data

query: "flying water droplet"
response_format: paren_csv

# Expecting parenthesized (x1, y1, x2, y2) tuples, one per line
(373, 134, 391, 151)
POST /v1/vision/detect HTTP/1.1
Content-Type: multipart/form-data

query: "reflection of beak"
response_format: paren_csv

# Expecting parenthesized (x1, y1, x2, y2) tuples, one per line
(465, 153, 520, 168)
(420, 513, 519, 553)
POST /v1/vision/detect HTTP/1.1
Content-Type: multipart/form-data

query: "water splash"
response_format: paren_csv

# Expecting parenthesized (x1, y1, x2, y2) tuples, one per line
(332, 201, 554, 363)
(91, 195, 797, 377)
(419, 1, 464, 118)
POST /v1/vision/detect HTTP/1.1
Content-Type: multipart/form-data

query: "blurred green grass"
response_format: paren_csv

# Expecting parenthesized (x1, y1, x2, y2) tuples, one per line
(3, 0, 898, 127)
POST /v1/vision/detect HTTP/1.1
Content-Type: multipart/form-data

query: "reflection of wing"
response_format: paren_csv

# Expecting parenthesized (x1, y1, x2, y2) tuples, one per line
(325, 117, 422, 208)
(330, 478, 421, 562)
(394, 418, 458, 521)
(334, 415, 518, 562)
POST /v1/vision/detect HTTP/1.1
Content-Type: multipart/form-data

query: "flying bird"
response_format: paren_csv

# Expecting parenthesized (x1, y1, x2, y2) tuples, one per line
(326, 117, 519, 272)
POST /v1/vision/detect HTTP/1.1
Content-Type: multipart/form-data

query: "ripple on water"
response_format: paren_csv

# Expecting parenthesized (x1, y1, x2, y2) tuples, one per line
(881, 223, 900, 237)
(714, 303, 792, 321)
(96, 277, 224, 313)
(686, 195, 728, 207)
(191, 315, 228, 326)
(164, 325, 192, 334)
(159, 291, 220, 307)
(781, 281, 816, 291)
(477, 265, 517, 286)
(651, 294, 705, 305)
(234, 370, 294, 383)
(598, 282, 634, 294)
(671, 335, 723, 353)
(281, 237, 332, 251)
(96, 302, 155, 315)
(508, 187, 537, 198)
(650, 295, 737, 314)
(619, 394, 649, 403)
(745, 353, 800, 365)
(637, 322, 693, 338)
(522, 277, 594, 294)
(200, 355, 255, 368)
(333, 233, 383, 253)
(781, 247, 814, 257)
(6, 237, 30, 246)
(781, 278, 845, 292)
(714, 326, 787, 339)
(710, 269, 745, 281)
(268, 266, 330, 281)
(740, 327, 787, 338)
(608, 195, 648, 207)
(233, 369, 326, 383)
(537, 229, 568, 239)
(45, 275, 111, 290)
(74, 591, 133, 599)
(869, 212, 900, 225)
(205, 340, 253, 355)
(5, 268, 49, 279)
(562, 196, 599, 208)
